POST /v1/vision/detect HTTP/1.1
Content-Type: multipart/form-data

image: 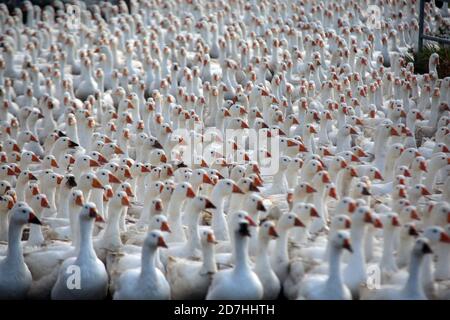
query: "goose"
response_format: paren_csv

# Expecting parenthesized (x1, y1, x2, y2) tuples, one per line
(298, 231, 353, 300)
(209, 179, 244, 241)
(254, 220, 281, 300)
(0, 203, 41, 299)
(113, 230, 170, 300)
(166, 228, 218, 300)
(360, 238, 433, 300)
(206, 212, 263, 300)
(270, 212, 305, 284)
(51, 203, 108, 300)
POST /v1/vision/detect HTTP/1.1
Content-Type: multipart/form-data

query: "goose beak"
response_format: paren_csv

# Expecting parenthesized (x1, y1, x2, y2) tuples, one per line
(30, 134, 39, 142)
(28, 172, 37, 180)
(106, 188, 113, 198)
(374, 171, 383, 180)
(310, 207, 319, 218)
(124, 169, 132, 179)
(92, 178, 104, 189)
(268, 226, 279, 238)
(115, 146, 124, 154)
(160, 154, 167, 163)
(392, 216, 400, 227)
(75, 195, 84, 206)
(245, 216, 257, 227)
(207, 233, 218, 244)
(421, 187, 431, 196)
(306, 185, 317, 193)
(364, 212, 373, 223)
(12, 143, 20, 152)
(343, 238, 353, 252)
(294, 217, 305, 227)
(161, 221, 171, 233)
(409, 225, 419, 236)
(121, 196, 131, 207)
(203, 174, 214, 185)
(348, 202, 356, 213)
(374, 217, 383, 228)
(56, 176, 63, 185)
(240, 121, 249, 129)
(157, 236, 168, 248)
(205, 198, 216, 209)
(109, 173, 121, 184)
(28, 212, 42, 225)
(50, 159, 59, 167)
(232, 184, 244, 194)
(410, 209, 420, 221)
(329, 187, 338, 199)
(257, 200, 266, 211)
(345, 219, 351, 229)
(89, 159, 100, 167)
(390, 128, 399, 136)
(440, 232, 450, 243)
(249, 183, 260, 192)
(186, 187, 196, 198)
(155, 201, 163, 212)
(7, 167, 15, 176)
(361, 187, 371, 196)
(41, 197, 50, 208)
(322, 173, 331, 183)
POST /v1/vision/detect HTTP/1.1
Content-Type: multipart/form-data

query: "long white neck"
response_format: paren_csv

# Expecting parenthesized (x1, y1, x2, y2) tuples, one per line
(101, 204, 123, 248)
(211, 187, 229, 241)
(255, 236, 272, 274)
(381, 227, 398, 272)
(200, 243, 217, 274)
(183, 202, 202, 256)
(402, 252, 426, 297)
(56, 188, 71, 219)
(69, 204, 81, 250)
(26, 207, 45, 246)
(140, 244, 157, 281)
(326, 244, 344, 288)
(77, 218, 97, 262)
(234, 232, 251, 273)
(275, 228, 289, 262)
(6, 221, 25, 265)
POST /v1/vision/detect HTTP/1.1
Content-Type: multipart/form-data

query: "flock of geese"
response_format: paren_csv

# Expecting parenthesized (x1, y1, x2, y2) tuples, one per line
(0, 0, 449, 300)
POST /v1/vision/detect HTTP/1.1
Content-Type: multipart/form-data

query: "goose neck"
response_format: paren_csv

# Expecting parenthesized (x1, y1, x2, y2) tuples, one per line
(234, 233, 251, 273)
(327, 244, 344, 286)
(78, 218, 97, 261)
(403, 252, 425, 296)
(201, 244, 217, 274)
(140, 244, 158, 281)
(6, 221, 25, 264)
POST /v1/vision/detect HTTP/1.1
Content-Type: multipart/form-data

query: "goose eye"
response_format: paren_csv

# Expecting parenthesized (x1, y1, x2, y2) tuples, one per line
(23, 210, 26, 213)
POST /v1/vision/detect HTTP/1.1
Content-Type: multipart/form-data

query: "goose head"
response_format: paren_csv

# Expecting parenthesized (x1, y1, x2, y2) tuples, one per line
(9, 203, 41, 226)
(277, 211, 305, 231)
(351, 206, 379, 228)
(17, 169, 37, 185)
(212, 179, 244, 196)
(42, 155, 59, 169)
(171, 181, 196, 200)
(117, 165, 132, 181)
(40, 170, 63, 189)
(331, 230, 353, 252)
(78, 172, 104, 191)
(0, 194, 15, 212)
(336, 197, 357, 215)
(291, 202, 319, 224)
(381, 212, 401, 231)
(400, 222, 419, 240)
(236, 177, 260, 194)
(331, 214, 352, 231)
(79, 202, 104, 223)
(150, 214, 171, 233)
(190, 168, 214, 186)
(259, 220, 278, 241)
(109, 190, 130, 209)
(149, 198, 164, 216)
(61, 174, 77, 190)
(96, 169, 121, 185)
(30, 193, 50, 212)
(423, 226, 450, 245)
(144, 229, 168, 249)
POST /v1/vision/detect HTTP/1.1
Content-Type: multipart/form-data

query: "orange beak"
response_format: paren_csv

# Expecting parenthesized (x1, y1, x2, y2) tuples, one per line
(161, 221, 171, 233)
(89, 159, 100, 167)
(109, 173, 121, 184)
(348, 202, 356, 213)
(7, 167, 15, 176)
(160, 154, 167, 163)
(329, 187, 338, 199)
(186, 187, 196, 198)
(306, 184, 316, 193)
(30, 135, 39, 142)
(41, 197, 50, 208)
(268, 226, 279, 238)
(75, 195, 84, 206)
(121, 196, 131, 206)
(157, 236, 168, 248)
(421, 187, 431, 196)
(374, 171, 383, 180)
(439, 232, 450, 243)
(56, 176, 63, 185)
(13, 144, 20, 152)
(390, 127, 399, 136)
(232, 184, 244, 194)
(92, 178, 104, 189)
(203, 174, 214, 184)
(241, 121, 249, 129)
(322, 173, 331, 183)
(115, 146, 124, 154)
